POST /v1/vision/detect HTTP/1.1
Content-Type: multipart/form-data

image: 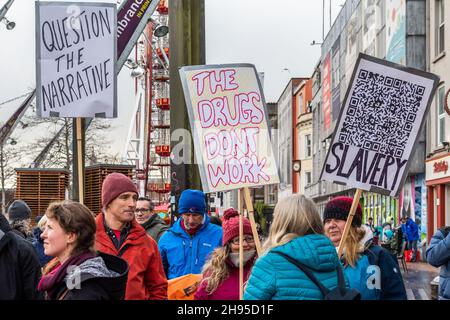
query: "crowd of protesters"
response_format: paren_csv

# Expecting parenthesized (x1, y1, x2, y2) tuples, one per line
(3, 172, 449, 300)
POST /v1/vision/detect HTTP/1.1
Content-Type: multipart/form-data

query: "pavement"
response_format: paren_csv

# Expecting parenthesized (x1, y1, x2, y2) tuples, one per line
(401, 261, 439, 300)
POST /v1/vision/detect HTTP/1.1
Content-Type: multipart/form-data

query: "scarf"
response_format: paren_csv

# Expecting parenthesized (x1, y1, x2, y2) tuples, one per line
(228, 250, 256, 268)
(181, 219, 202, 236)
(38, 251, 96, 299)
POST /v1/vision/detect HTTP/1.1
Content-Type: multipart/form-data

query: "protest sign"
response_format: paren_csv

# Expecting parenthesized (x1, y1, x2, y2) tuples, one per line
(36, 2, 117, 118)
(179, 64, 280, 193)
(320, 53, 439, 197)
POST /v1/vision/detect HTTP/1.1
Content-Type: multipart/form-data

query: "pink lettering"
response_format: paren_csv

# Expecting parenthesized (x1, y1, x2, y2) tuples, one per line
(192, 71, 210, 96)
(204, 133, 220, 160)
(209, 69, 239, 94)
(207, 155, 270, 188)
(192, 69, 239, 96)
(197, 92, 264, 127)
(198, 100, 214, 128)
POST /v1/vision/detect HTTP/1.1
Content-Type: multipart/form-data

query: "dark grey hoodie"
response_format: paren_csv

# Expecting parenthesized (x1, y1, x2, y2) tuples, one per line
(57, 252, 129, 300)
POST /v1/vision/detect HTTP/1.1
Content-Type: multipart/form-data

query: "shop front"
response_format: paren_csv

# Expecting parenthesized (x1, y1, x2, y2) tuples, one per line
(425, 154, 450, 243)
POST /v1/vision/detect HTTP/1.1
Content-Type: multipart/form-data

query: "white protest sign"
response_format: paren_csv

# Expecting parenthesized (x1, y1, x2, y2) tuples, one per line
(36, 2, 117, 118)
(179, 64, 280, 193)
(321, 54, 439, 197)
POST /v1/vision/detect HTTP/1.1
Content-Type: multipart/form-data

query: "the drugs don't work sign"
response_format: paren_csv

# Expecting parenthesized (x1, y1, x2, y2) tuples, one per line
(179, 64, 280, 193)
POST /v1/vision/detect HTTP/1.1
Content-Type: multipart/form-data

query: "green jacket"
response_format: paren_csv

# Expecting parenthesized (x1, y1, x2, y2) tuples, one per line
(140, 214, 169, 243)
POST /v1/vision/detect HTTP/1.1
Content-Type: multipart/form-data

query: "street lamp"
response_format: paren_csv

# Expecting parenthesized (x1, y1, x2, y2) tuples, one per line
(125, 59, 146, 78)
(149, 18, 169, 38)
(130, 66, 145, 78)
(1, 17, 15, 30)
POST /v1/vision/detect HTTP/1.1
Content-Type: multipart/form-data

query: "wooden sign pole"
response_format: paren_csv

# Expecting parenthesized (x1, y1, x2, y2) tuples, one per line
(238, 189, 244, 300)
(337, 188, 363, 258)
(243, 187, 262, 256)
(76, 118, 84, 205)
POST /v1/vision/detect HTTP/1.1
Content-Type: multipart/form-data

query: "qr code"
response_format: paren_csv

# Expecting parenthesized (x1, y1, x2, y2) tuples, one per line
(338, 69, 425, 158)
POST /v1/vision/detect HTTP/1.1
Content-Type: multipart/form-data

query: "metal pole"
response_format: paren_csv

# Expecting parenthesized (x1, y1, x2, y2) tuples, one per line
(322, 0, 325, 41)
(170, 0, 204, 201)
(329, 0, 332, 29)
(0, 143, 5, 215)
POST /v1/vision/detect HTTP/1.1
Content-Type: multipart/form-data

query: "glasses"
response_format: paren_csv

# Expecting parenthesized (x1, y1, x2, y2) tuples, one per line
(231, 236, 255, 245)
(135, 208, 151, 213)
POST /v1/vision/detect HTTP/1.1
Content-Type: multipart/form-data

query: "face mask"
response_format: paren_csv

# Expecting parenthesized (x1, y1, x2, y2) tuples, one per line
(229, 250, 256, 268)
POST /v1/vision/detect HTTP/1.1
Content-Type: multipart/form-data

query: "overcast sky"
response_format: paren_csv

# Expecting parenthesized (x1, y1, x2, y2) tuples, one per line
(0, 0, 344, 170)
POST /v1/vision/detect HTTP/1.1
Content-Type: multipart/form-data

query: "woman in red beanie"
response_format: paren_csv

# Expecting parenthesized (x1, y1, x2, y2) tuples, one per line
(194, 209, 257, 300)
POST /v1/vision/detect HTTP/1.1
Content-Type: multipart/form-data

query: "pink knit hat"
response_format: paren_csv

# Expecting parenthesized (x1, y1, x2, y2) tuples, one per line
(101, 173, 138, 208)
(222, 208, 253, 245)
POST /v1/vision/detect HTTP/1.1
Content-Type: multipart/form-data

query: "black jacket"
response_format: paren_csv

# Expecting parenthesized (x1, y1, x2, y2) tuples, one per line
(51, 252, 129, 300)
(0, 214, 42, 300)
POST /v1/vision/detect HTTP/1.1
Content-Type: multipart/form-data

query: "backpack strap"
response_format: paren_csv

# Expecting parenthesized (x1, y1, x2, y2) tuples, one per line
(335, 261, 347, 295)
(272, 251, 330, 296)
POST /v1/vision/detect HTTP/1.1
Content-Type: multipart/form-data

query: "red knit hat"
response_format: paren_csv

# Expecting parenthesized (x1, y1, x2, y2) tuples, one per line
(222, 208, 253, 245)
(323, 196, 362, 227)
(101, 173, 138, 208)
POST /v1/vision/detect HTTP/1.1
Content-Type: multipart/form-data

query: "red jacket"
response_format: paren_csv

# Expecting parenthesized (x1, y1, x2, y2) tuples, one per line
(95, 214, 168, 300)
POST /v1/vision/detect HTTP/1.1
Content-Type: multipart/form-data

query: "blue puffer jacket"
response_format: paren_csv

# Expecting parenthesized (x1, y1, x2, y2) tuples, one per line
(426, 228, 450, 300)
(158, 215, 222, 279)
(402, 218, 419, 242)
(244, 234, 346, 300)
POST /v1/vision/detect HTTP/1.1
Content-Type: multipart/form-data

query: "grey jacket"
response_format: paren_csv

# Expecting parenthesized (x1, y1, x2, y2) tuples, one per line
(140, 214, 169, 243)
(426, 228, 450, 300)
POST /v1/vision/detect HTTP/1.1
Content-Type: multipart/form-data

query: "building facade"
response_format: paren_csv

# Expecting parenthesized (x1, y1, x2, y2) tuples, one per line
(306, 0, 428, 232)
(277, 78, 304, 200)
(425, 0, 450, 242)
(294, 79, 313, 195)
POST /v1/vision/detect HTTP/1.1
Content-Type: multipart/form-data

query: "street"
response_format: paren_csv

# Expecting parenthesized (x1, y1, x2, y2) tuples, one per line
(402, 262, 439, 300)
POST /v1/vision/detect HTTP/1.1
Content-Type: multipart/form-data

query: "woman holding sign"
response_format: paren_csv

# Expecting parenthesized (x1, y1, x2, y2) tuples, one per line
(195, 209, 257, 300)
(323, 196, 407, 300)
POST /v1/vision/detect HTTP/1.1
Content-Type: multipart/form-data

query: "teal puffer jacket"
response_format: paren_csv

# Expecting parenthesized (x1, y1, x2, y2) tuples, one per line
(244, 234, 346, 300)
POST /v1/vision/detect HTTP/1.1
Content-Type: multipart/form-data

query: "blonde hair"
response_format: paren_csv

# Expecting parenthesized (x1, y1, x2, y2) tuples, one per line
(37, 215, 47, 231)
(342, 226, 366, 267)
(200, 244, 231, 295)
(263, 194, 323, 253)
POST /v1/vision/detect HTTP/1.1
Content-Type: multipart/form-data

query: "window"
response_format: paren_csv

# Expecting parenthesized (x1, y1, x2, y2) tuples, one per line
(305, 134, 312, 158)
(436, 0, 445, 55)
(438, 85, 446, 145)
(297, 95, 303, 115)
(305, 171, 312, 186)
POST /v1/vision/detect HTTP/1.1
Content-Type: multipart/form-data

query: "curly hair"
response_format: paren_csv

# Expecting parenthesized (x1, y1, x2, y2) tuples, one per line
(10, 219, 32, 238)
(200, 244, 231, 295)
